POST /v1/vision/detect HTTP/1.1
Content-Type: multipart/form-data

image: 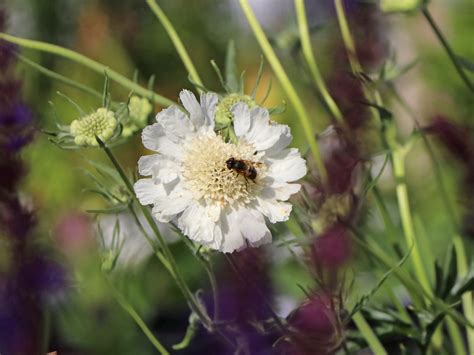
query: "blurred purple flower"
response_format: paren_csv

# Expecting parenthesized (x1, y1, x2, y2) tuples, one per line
(311, 223, 352, 270)
(0, 7, 67, 355)
(280, 293, 342, 355)
(212, 248, 278, 353)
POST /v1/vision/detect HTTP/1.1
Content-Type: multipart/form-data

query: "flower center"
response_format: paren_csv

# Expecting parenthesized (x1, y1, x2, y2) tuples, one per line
(181, 134, 265, 207)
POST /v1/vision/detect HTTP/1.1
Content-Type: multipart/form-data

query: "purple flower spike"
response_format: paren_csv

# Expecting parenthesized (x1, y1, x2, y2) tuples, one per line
(312, 224, 352, 270)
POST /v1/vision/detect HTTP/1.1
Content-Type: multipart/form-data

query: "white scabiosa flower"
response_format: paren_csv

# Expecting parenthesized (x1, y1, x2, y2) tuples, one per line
(134, 90, 307, 253)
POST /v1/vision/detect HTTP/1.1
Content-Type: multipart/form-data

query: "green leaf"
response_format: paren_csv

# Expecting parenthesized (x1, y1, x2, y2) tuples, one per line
(225, 40, 239, 93)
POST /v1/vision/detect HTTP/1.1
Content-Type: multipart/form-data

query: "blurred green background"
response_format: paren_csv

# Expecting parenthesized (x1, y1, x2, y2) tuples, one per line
(3, 0, 473, 353)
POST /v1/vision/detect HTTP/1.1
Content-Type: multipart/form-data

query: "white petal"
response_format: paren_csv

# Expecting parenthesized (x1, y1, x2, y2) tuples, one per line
(237, 208, 271, 245)
(219, 208, 246, 253)
(266, 148, 307, 183)
(134, 178, 164, 205)
(180, 90, 203, 128)
(200, 92, 218, 129)
(260, 183, 301, 201)
(156, 105, 194, 138)
(263, 124, 292, 155)
(149, 158, 180, 184)
(178, 201, 218, 243)
(152, 185, 193, 223)
(137, 154, 160, 176)
(256, 198, 292, 223)
(232, 102, 251, 137)
(243, 108, 289, 152)
(141, 123, 184, 160)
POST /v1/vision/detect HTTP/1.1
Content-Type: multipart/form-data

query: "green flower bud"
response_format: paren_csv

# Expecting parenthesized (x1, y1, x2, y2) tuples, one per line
(122, 96, 153, 137)
(214, 94, 256, 129)
(70, 108, 117, 146)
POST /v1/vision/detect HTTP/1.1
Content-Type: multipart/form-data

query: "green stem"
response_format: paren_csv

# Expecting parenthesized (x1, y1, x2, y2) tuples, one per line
(294, 0, 343, 123)
(392, 150, 432, 296)
(334, 0, 361, 73)
(388, 83, 474, 353)
(238, 0, 327, 182)
(145, 0, 204, 92)
(107, 279, 169, 355)
(98, 141, 212, 329)
(0, 33, 175, 107)
(422, 7, 474, 93)
(352, 312, 388, 355)
(18, 55, 103, 100)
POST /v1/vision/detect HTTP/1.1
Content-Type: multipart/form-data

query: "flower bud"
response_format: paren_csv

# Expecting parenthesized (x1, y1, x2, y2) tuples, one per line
(70, 108, 117, 146)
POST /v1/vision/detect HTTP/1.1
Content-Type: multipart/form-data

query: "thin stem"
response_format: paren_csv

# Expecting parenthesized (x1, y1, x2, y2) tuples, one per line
(146, 0, 204, 92)
(18, 55, 103, 100)
(352, 312, 388, 355)
(107, 278, 169, 355)
(98, 141, 212, 328)
(294, 0, 343, 123)
(422, 7, 474, 93)
(392, 150, 432, 296)
(238, 0, 328, 182)
(0, 33, 175, 107)
(388, 83, 474, 353)
(334, 0, 362, 73)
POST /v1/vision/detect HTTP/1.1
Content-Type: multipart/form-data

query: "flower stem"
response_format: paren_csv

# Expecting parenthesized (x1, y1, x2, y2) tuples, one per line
(422, 7, 474, 93)
(387, 83, 474, 353)
(107, 278, 170, 355)
(238, 0, 327, 182)
(352, 312, 387, 355)
(98, 140, 212, 329)
(392, 149, 432, 296)
(0, 33, 175, 107)
(18, 55, 103, 100)
(294, 0, 343, 124)
(145, 0, 204, 92)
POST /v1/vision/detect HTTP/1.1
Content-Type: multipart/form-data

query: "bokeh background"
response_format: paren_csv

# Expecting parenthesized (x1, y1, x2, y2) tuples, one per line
(2, 0, 473, 353)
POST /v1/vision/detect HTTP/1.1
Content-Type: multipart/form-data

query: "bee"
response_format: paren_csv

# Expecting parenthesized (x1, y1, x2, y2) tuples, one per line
(225, 157, 262, 182)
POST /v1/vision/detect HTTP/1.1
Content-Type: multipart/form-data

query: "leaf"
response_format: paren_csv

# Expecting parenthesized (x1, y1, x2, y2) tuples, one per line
(268, 101, 286, 115)
(451, 262, 474, 299)
(210, 59, 229, 93)
(442, 246, 458, 299)
(350, 244, 413, 317)
(225, 40, 239, 93)
(359, 101, 393, 120)
(456, 55, 474, 73)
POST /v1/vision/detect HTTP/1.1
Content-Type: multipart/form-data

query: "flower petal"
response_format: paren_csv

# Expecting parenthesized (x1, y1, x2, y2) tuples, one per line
(260, 182, 301, 201)
(180, 90, 203, 128)
(232, 102, 251, 137)
(219, 207, 246, 253)
(237, 207, 271, 245)
(266, 148, 307, 183)
(178, 201, 219, 243)
(156, 105, 194, 138)
(134, 178, 164, 205)
(256, 198, 292, 223)
(200, 92, 219, 129)
(152, 185, 193, 223)
(141, 123, 184, 160)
